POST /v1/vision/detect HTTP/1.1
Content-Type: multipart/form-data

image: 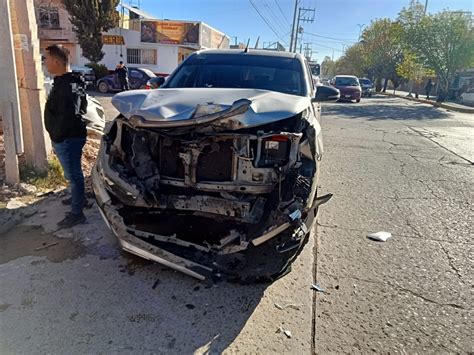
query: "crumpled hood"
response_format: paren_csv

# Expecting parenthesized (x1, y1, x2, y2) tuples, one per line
(111, 88, 310, 128)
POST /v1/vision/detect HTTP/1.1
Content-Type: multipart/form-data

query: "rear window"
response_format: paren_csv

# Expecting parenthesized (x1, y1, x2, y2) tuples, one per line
(139, 68, 156, 78)
(335, 77, 360, 86)
(165, 53, 307, 96)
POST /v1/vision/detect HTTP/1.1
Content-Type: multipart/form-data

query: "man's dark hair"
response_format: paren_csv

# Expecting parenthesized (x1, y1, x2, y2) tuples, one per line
(45, 44, 69, 65)
(119, 61, 123, 64)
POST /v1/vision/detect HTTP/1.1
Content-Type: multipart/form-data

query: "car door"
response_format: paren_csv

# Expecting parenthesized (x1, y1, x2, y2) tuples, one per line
(129, 69, 144, 89)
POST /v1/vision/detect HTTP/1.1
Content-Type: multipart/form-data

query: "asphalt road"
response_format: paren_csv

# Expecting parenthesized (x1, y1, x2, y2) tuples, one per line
(315, 96, 473, 353)
(0, 94, 472, 353)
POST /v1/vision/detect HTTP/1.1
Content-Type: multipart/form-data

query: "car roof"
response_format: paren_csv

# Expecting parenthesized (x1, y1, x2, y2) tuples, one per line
(196, 49, 305, 60)
(334, 75, 358, 79)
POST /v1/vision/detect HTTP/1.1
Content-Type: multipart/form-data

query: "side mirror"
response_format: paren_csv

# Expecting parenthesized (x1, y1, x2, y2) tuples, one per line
(313, 85, 340, 102)
(149, 76, 166, 89)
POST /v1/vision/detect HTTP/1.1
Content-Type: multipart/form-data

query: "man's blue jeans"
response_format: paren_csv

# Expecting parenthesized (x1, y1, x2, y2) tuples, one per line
(53, 137, 86, 215)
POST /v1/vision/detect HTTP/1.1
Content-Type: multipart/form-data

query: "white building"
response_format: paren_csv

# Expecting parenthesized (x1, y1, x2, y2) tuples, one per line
(73, 6, 230, 76)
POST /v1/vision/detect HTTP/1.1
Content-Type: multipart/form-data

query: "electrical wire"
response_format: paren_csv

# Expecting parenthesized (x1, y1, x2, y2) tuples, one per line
(304, 32, 358, 42)
(274, 0, 291, 26)
(249, 0, 289, 45)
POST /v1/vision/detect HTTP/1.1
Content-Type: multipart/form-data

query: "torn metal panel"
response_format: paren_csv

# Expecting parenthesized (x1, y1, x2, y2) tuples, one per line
(112, 88, 310, 129)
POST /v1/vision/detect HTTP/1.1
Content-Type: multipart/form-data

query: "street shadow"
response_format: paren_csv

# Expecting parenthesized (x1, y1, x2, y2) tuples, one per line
(323, 96, 450, 121)
(0, 194, 269, 353)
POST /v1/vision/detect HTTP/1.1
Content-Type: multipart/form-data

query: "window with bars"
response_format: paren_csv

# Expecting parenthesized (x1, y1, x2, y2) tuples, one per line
(126, 48, 157, 65)
(36, 7, 60, 29)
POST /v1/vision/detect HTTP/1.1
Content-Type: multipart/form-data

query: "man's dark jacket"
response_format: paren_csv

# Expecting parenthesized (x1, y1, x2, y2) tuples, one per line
(115, 66, 128, 80)
(44, 72, 87, 143)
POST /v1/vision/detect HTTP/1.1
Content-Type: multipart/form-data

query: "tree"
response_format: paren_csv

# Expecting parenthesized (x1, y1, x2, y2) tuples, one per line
(63, 0, 120, 63)
(334, 43, 367, 77)
(399, 7, 474, 101)
(321, 56, 336, 78)
(396, 52, 434, 97)
(360, 19, 404, 92)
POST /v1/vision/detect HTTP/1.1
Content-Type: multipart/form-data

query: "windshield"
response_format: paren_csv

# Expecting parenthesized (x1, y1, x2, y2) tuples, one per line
(165, 53, 307, 96)
(335, 77, 360, 86)
(359, 79, 372, 86)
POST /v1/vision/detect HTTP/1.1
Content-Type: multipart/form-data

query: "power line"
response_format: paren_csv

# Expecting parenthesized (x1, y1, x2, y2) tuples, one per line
(274, 0, 291, 26)
(305, 41, 344, 52)
(263, 1, 288, 34)
(249, 0, 288, 45)
(304, 32, 358, 42)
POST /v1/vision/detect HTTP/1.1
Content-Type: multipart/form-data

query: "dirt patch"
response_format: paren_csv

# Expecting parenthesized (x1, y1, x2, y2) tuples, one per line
(82, 138, 100, 176)
(0, 225, 87, 264)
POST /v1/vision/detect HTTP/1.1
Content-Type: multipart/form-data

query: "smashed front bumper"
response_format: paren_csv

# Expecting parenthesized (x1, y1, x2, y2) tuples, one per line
(92, 141, 331, 282)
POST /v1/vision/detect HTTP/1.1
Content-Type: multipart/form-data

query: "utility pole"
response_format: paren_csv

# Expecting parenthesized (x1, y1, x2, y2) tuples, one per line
(289, 0, 299, 52)
(357, 24, 365, 41)
(293, 7, 315, 52)
(424, 0, 428, 14)
(0, 0, 23, 184)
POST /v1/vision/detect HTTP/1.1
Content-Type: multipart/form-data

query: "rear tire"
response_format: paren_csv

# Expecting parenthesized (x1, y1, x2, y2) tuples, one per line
(98, 81, 109, 93)
(356, 98, 361, 103)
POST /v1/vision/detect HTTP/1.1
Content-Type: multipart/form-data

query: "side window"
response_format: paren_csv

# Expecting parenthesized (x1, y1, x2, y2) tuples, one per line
(130, 70, 143, 79)
(305, 61, 315, 94)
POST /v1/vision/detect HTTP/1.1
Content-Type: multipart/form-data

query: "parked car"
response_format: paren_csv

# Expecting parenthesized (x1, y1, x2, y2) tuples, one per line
(459, 89, 474, 106)
(359, 78, 373, 97)
(71, 65, 96, 88)
(331, 75, 361, 102)
(92, 49, 339, 282)
(96, 67, 156, 93)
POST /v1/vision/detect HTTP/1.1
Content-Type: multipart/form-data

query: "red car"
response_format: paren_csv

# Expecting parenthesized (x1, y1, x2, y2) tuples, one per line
(331, 75, 361, 103)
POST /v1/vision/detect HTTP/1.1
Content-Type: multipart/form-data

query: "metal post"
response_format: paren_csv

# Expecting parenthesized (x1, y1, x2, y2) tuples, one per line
(289, 0, 299, 52)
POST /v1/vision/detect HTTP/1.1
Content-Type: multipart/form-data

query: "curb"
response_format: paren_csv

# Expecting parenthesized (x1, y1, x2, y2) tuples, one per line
(379, 92, 474, 114)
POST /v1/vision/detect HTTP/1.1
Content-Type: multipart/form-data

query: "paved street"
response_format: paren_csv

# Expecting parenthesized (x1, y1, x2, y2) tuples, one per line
(0, 94, 472, 353)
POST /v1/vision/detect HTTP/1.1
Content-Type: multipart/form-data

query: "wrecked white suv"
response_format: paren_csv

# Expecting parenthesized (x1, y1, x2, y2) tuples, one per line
(92, 50, 339, 282)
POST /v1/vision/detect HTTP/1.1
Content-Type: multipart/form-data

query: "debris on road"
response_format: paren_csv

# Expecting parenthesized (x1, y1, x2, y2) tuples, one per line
(276, 326, 293, 338)
(274, 302, 303, 310)
(367, 231, 392, 242)
(34, 242, 59, 251)
(311, 283, 326, 293)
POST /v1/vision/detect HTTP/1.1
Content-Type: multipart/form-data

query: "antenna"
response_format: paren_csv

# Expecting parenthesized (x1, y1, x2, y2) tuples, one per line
(244, 38, 251, 52)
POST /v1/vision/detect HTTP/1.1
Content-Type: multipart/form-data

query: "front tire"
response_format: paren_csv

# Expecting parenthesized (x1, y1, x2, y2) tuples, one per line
(356, 98, 361, 103)
(98, 81, 109, 93)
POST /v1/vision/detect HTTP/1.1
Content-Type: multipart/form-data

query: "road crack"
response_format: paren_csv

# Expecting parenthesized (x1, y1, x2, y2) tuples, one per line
(318, 272, 470, 311)
(437, 241, 465, 284)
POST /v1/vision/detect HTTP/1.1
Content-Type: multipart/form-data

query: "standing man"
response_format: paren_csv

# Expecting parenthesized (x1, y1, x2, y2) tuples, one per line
(44, 44, 87, 228)
(425, 78, 435, 100)
(115, 61, 129, 91)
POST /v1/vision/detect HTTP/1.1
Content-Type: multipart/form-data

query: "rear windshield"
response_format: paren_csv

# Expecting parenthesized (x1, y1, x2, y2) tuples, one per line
(140, 68, 156, 78)
(335, 77, 359, 86)
(165, 53, 307, 96)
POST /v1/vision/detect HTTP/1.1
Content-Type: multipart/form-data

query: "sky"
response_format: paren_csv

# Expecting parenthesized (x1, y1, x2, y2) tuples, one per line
(133, 0, 474, 62)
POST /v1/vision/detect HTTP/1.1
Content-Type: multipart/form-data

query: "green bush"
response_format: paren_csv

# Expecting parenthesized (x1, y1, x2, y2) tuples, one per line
(86, 63, 110, 80)
(20, 156, 67, 190)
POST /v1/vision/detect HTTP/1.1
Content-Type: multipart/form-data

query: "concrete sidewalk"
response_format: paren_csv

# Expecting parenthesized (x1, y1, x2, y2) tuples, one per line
(379, 89, 474, 114)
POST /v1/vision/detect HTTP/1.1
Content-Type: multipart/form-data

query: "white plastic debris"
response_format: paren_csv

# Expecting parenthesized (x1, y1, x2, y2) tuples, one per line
(367, 231, 392, 242)
(311, 283, 326, 293)
(276, 326, 292, 339)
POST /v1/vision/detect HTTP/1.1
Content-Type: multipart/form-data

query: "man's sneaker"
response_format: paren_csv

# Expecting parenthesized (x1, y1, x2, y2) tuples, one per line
(61, 197, 93, 209)
(57, 212, 86, 228)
